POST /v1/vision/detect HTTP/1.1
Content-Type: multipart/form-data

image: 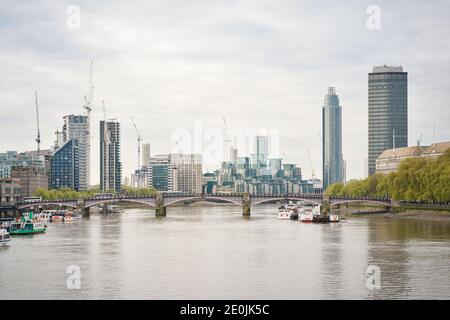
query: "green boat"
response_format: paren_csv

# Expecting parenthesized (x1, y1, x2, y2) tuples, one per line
(9, 212, 46, 235)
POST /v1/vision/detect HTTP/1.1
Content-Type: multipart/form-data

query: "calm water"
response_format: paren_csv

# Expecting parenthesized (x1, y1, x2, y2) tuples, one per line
(1, 205, 450, 299)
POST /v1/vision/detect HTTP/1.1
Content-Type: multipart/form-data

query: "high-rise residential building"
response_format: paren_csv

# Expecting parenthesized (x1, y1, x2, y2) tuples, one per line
(50, 139, 79, 190)
(141, 143, 151, 169)
(322, 87, 344, 190)
(368, 65, 408, 175)
(251, 136, 268, 169)
(62, 115, 90, 190)
(100, 120, 122, 192)
(148, 155, 175, 191)
(170, 154, 202, 193)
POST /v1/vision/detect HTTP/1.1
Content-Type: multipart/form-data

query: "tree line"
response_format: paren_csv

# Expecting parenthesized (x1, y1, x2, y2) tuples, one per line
(326, 149, 450, 202)
(34, 186, 157, 200)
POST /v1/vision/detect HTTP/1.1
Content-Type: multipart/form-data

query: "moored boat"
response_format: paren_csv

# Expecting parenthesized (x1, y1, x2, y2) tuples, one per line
(299, 207, 314, 222)
(329, 214, 340, 223)
(278, 205, 291, 220)
(9, 212, 46, 235)
(0, 229, 11, 246)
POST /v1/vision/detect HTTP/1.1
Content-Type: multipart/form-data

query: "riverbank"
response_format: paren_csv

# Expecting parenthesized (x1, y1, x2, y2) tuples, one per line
(338, 208, 450, 222)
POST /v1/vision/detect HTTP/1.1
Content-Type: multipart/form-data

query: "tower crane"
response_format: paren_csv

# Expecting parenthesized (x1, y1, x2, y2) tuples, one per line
(34, 90, 41, 155)
(307, 150, 315, 179)
(130, 117, 142, 170)
(83, 61, 94, 117)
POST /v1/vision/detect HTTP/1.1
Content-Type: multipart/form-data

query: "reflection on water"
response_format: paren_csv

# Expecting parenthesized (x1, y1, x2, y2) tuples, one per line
(1, 205, 450, 299)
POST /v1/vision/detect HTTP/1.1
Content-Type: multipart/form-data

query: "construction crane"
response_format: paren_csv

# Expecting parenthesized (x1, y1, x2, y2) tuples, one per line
(34, 90, 41, 155)
(130, 117, 142, 170)
(307, 150, 315, 179)
(83, 61, 94, 117)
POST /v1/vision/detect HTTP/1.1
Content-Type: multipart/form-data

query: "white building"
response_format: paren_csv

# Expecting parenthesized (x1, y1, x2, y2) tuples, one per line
(170, 154, 203, 193)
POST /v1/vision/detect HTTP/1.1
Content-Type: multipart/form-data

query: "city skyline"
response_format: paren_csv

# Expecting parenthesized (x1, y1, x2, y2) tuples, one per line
(1, 1, 450, 185)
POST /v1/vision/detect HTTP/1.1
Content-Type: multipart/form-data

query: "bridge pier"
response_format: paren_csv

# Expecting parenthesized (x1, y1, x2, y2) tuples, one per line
(155, 193, 166, 217)
(83, 207, 91, 218)
(242, 193, 251, 217)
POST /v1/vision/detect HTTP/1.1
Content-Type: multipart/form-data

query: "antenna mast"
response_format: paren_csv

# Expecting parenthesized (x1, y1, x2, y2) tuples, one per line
(35, 90, 41, 155)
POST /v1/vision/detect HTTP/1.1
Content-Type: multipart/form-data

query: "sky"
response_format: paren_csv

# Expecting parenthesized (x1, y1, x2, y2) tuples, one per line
(1, 0, 449, 185)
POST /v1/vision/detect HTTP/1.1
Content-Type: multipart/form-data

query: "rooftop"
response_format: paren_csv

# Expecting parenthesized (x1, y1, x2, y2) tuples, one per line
(372, 65, 404, 73)
(423, 141, 450, 155)
(378, 146, 425, 159)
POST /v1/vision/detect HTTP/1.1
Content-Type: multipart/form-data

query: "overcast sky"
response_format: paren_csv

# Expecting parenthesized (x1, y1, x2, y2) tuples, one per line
(1, 0, 449, 184)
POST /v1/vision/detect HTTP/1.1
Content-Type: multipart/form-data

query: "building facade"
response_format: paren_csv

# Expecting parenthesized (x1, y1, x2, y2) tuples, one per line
(148, 155, 176, 191)
(368, 65, 408, 175)
(100, 120, 122, 192)
(376, 141, 450, 174)
(11, 165, 48, 197)
(62, 115, 90, 190)
(50, 139, 80, 190)
(141, 143, 151, 169)
(170, 154, 203, 193)
(0, 178, 22, 204)
(251, 136, 268, 169)
(322, 87, 344, 190)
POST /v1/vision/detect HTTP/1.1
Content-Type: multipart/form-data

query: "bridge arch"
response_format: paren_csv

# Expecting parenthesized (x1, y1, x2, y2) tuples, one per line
(164, 196, 242, 207)
(251, 197, 322, 206)
(17, 202, 78, 210)
(83, 198, 156, 209)
(330, 199, 391, 208)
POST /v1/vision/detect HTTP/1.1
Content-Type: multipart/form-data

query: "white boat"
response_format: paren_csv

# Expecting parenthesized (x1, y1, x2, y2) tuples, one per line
(107, 205, 123, 213)
(329, 214, 340, 222)
(0, 229, 11, 246)
(299, 207, 314, 222)
(278, 206, 291, 220)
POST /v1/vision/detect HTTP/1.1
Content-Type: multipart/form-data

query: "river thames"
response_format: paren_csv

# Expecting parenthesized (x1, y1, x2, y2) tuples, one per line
(1, 204, 450, 299)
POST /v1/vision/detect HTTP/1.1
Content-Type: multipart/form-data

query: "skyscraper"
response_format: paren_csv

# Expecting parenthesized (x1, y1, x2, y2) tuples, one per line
(62, 115, 90, 190)
(50, 139, 79, 190)
(368, 65, 408, 175)
(322, 87, 344, 190)
(100, 120, 122, 192)
(251, 136, 268, 169)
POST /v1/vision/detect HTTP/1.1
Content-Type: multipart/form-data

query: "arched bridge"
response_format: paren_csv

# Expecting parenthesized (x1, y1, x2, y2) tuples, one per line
(16, 193, 392, 216)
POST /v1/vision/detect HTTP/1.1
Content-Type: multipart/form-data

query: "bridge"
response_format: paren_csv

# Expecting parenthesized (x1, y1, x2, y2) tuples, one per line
(15, 193, 393, 216)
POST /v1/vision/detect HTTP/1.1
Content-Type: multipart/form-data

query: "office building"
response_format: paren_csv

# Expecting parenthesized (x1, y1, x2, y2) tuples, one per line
(170, 154, 203, 193)
(368, 65, 408, 175)
(0, 178, 22, 204)
(11, 165, 48, 197)
(322, 87, 344, 190)
(148, 155, 176, 191)
(251, 136, 268, 169)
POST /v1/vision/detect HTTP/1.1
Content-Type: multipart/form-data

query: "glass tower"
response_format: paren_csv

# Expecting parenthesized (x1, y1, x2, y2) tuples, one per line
(322, 87, 344, 190)
(368, 66, 408, 175)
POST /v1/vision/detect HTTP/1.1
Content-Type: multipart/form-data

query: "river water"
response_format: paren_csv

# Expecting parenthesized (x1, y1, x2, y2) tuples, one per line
(1, 204, 450, 300)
